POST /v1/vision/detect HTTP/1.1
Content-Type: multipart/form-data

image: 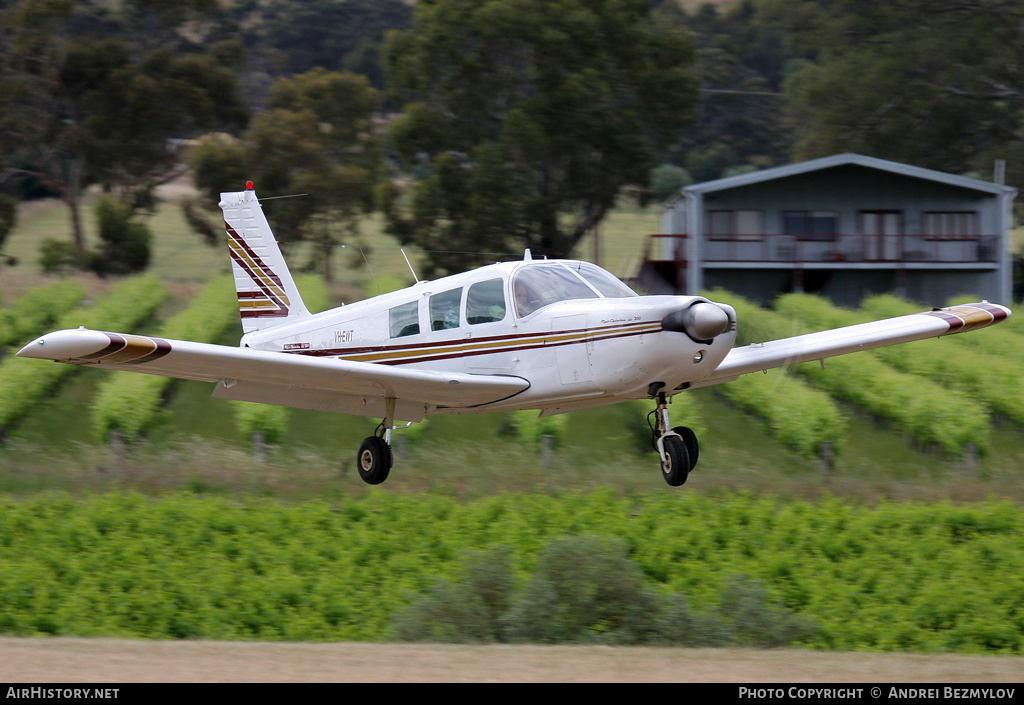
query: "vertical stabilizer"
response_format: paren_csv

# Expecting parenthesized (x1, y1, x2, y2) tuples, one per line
(220, 182, 309, 334)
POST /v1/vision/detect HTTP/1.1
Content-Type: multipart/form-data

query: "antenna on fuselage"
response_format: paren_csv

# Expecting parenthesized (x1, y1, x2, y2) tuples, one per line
(401, 249, 421, 283)
(524, 249, 533, 261)
(341, 244, 380, 296)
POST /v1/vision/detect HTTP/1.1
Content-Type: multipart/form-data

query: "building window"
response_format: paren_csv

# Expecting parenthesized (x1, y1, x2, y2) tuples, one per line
(861, 211, 903, 261)
(784, 211, 838, 239)
(706, 210, 764, 240)
(923, 211, 978, 238)
(389, 300, 420, 338)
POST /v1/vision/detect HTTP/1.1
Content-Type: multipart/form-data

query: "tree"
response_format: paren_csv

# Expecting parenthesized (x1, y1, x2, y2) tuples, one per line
(768, 0, 1024, 177)
(227, 0, 413, 91)
(190, 69, 382, 282)
(669, 0, 792, 182)
(90, 195, 151, 276)
(381, 0, 699, 276)
(0, 0, 247, 256)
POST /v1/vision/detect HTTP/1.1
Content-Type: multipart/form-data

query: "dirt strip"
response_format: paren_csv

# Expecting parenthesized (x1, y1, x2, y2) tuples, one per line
(0, 639, 1021, 683)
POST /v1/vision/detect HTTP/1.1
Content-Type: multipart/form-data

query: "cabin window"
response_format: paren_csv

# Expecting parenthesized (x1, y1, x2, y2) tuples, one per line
(513, 265, 597, 317)
(430, 288, 463, 330)
(571, 262, 637, 298)
(466, 279, 506, 324)
(389, 301, 420, 338)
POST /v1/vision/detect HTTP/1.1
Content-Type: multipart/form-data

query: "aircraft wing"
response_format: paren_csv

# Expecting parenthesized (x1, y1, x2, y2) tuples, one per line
(695, 302, 1011, 388)
(16, 328, 530, 421)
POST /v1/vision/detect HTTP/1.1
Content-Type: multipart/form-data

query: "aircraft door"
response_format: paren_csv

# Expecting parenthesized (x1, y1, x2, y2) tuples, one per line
(464, 278, 518, 371)
(552, 314, 592, 385)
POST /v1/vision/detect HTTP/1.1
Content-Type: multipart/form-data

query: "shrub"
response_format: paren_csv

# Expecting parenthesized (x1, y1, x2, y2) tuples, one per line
(233, 402, 289, 447)
(0, 281, 85, 348)
(391, 535, 819, 648)
(391, 546, 516, 644)
(503, 535, 662, 644)
(90, 196, 151, 276)
(39, 239, 87, 274)
(715, 574, 820, 648)
(503, 410, 568, 450)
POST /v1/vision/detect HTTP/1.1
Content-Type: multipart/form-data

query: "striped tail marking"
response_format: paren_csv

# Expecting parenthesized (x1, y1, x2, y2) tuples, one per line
(226, 222, 291, 319)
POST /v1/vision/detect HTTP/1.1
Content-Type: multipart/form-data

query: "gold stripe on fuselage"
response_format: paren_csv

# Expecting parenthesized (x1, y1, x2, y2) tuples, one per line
(331, 321, 660, 365)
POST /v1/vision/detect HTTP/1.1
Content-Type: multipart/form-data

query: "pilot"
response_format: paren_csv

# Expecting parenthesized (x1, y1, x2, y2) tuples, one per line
(515, 281, 539, 317)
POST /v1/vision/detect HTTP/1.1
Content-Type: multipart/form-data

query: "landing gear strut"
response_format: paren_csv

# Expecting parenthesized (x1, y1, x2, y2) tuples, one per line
(648, 383, 699, 487)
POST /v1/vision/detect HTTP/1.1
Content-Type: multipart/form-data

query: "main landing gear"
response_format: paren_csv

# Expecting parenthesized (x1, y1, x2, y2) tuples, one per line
(357, 432, 392, 485)
(648, 383, 699, 487)
(356, 398, 407, 485)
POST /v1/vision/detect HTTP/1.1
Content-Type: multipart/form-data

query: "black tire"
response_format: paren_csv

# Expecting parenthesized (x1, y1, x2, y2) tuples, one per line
(672, 426, 699, 471)
(660, 435, 690, 487)
(357, 436, 392, 485)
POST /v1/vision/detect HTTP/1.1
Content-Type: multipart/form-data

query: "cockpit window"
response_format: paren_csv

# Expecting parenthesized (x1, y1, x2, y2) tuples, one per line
(570, 262, 637, 298)
(513, 265, 599, 317)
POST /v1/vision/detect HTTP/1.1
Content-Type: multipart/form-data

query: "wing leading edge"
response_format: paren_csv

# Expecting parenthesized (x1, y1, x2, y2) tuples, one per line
(695, 302, 1011, 388)
(16, 328, 529, 421)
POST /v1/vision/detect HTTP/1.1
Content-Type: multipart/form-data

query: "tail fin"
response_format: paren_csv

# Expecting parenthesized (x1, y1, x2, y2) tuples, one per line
(220, 182, 309, 334)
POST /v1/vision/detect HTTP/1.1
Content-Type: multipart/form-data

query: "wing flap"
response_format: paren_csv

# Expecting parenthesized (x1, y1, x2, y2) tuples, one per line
(17, 328, 529, 410)
(699, 302, 1010, 386)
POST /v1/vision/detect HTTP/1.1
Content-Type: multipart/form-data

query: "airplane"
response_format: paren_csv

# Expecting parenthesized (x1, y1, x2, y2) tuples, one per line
(18, 182, 1012, 487)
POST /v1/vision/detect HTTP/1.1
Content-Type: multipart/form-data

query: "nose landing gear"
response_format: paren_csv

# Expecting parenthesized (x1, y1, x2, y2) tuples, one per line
(648, 383, 699, 487)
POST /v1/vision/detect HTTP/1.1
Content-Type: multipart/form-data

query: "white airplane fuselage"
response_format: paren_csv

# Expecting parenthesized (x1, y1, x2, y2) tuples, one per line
(239, 259, 736, 420)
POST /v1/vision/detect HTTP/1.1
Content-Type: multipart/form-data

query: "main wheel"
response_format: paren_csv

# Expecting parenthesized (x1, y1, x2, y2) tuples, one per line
(357, 436, 392, 485)
(660, 435, 690, 487)
(672, 426, 699, 471)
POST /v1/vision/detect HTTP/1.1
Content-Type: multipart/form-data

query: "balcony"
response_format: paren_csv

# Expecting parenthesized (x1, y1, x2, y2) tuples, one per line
(645, 233, 999, 266)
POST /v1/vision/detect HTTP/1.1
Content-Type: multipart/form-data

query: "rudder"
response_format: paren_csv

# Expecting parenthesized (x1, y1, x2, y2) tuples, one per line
(220, 182, 309, 334)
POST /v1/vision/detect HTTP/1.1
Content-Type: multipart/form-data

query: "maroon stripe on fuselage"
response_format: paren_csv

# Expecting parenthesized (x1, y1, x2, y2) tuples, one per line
(300, 320, 656, 358)
(290, 322, 657, 366)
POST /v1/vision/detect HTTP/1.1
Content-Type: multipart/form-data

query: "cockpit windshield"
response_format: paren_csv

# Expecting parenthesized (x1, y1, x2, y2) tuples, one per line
(569, 261, 638, 298)
(512, 262, 635, 317)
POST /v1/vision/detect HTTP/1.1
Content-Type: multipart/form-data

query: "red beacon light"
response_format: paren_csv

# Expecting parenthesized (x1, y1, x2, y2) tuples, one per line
(245, 181, 254, 190)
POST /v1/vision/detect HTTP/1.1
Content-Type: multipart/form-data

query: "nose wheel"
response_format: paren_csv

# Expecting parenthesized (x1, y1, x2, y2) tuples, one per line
(649, 383, 699, 487)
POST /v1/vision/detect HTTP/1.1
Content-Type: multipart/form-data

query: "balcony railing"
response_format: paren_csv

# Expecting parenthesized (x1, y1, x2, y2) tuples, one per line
(646, 233, 999, 265)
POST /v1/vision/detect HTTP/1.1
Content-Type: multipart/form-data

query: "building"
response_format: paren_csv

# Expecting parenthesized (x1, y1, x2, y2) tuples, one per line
(644, 153, 1017, 307)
